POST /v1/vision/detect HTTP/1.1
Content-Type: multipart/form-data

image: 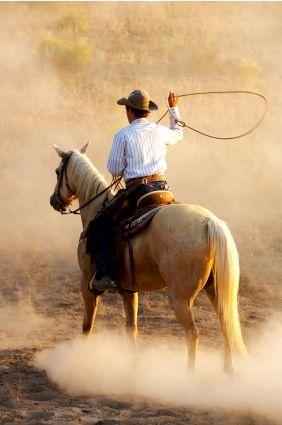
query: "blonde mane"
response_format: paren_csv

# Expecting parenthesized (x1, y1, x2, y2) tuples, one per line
(68, 150, 111, 201)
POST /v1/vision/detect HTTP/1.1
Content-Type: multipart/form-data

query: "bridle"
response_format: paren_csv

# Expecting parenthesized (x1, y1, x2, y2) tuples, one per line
(54, 152, 122, 215)
(54, 153, 74, 213)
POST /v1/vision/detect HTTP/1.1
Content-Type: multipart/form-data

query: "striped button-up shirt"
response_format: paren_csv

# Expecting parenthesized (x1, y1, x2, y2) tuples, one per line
(107, 107, 183, 181)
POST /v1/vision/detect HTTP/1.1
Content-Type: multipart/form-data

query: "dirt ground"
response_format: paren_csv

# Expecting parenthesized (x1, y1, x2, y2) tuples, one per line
(0, 246, 281, 425)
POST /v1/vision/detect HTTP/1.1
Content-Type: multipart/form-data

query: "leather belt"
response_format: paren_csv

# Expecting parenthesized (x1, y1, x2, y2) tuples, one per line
(126, 174, 166, 188)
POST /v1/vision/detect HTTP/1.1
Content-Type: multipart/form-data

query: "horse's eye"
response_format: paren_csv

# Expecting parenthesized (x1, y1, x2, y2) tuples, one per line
(55, 169, 59, 175)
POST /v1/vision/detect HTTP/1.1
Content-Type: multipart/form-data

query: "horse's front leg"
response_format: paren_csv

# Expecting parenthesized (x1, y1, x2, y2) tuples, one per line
(80, 275, 101, 335)
(120, 289, 138, 347)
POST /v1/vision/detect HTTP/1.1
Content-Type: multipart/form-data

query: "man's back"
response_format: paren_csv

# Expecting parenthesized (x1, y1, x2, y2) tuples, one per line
(108, 106, 183, 181)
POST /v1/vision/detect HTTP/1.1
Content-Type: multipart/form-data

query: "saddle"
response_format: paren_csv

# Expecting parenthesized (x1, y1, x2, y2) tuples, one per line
(137, 190, 174, 209)
(116, 190, 174, 240)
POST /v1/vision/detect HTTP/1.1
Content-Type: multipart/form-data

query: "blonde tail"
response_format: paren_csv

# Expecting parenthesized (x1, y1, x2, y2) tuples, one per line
(206, 218, 247, 354)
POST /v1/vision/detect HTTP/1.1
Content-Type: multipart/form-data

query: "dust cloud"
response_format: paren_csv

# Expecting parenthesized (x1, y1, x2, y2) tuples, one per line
(0, 294, 53, 350)
(35, 321, 282, 422)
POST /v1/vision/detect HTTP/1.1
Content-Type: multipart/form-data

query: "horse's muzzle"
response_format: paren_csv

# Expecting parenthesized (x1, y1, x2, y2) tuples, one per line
(50, 193, 64, 212)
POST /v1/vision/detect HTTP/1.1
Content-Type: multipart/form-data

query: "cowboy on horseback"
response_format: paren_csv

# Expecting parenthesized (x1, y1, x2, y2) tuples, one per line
(50, 89, 248, 372)
(88, 89, 183, 293)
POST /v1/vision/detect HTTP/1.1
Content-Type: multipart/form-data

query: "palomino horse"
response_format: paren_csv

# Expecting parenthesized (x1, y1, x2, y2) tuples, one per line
(50, 143, 246, 373)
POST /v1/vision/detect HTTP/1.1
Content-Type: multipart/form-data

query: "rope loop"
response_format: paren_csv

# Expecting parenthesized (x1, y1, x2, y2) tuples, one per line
(157, 90, 268, 141)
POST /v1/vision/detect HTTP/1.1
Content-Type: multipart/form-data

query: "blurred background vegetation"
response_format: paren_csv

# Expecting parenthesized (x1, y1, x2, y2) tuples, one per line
(39, 10, 91, 74)
(36, 5, 264, 112)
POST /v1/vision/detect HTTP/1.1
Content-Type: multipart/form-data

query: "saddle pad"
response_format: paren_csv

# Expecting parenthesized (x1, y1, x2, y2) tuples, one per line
(116, 205, 163, 240)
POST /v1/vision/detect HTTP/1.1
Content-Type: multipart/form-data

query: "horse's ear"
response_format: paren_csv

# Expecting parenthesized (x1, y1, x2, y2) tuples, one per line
(79, 141, 89, 154)
(53, 145, 68, 161)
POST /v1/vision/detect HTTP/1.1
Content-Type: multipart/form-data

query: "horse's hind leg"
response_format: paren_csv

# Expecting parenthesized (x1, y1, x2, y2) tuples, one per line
(172, 294, 199, 370)
(120, 289, 138, 347)
(205, 275, 234, 374)
(80, 275, 100, 335)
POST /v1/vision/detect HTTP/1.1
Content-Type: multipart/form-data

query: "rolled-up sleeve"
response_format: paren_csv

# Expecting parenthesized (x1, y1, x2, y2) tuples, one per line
(159, 106, 184, 146)
(107, 132, 126, 177)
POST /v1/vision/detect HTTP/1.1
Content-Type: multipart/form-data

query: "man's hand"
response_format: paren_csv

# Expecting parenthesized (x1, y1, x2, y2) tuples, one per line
(168, 91, 178, 107)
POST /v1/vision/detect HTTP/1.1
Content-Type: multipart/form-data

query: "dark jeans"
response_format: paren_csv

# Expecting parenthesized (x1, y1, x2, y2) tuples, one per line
(86, 181, 167, 280)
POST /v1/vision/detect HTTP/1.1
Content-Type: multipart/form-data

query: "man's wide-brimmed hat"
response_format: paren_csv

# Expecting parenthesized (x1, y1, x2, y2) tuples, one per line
(117, 90, 158, 111)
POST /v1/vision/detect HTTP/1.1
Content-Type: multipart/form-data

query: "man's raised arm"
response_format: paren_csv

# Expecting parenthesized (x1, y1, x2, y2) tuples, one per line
(159, 91, 184, 146)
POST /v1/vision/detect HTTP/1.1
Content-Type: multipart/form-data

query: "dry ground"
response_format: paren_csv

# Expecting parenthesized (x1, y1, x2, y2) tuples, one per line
(0, 247, 281, 425)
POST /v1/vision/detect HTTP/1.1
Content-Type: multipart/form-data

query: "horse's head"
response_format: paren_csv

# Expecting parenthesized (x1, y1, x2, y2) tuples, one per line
(50, 142, 89, 212)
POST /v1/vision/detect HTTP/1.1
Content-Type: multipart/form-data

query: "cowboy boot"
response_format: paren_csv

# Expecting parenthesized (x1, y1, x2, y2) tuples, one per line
(89, 274, 119, 293)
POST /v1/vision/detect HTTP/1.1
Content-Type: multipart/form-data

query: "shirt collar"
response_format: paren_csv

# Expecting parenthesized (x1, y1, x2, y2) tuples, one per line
(130, 118, 149, 126)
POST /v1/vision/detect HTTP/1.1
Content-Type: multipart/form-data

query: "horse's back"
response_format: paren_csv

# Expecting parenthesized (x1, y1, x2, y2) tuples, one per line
(149, 203, 217, 248)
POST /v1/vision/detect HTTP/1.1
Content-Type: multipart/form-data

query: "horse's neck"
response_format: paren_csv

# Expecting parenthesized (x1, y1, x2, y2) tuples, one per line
(68, 152, 113, 230)
(79, 192, 104, 230)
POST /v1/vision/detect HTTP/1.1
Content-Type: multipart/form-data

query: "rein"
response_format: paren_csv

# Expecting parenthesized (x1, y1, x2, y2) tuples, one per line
(156, 90, 268, 140)
(56, 153, 122, 215)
